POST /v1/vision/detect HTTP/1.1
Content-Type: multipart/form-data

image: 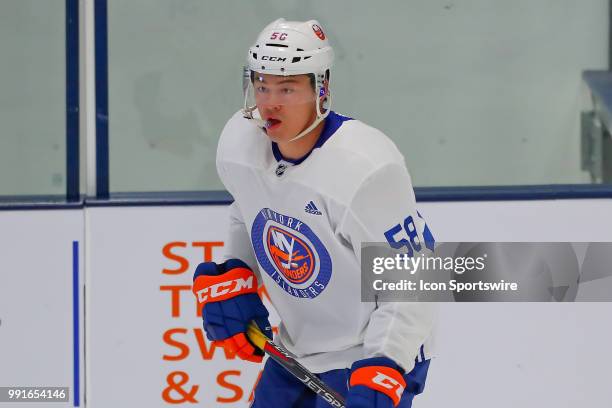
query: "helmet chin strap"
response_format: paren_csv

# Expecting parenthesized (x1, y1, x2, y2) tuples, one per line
(287, 92, 332, 142)
(288, 83, 331, 142)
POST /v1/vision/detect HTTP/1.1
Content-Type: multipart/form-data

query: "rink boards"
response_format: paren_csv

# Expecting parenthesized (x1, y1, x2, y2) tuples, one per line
(1, 199, 612, 407)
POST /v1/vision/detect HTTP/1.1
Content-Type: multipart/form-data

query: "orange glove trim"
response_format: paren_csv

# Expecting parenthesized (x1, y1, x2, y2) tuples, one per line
(192, 267, 258, 307)
(223, 333, 263, 363)
(350, 365, 406, 407)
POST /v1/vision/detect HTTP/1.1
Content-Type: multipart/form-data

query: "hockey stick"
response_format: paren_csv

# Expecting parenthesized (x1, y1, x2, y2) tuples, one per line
(246, 322, 346, 408)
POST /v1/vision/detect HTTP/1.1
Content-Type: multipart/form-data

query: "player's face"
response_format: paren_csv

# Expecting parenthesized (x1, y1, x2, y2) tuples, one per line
(254, 73, 318, 142)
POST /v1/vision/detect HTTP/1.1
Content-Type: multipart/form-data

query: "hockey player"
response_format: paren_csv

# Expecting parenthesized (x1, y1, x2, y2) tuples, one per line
(193, 19, 436, 408)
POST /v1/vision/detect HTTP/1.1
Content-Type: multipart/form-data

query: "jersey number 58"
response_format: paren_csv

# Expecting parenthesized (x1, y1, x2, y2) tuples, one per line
(384, 214, 435, 257)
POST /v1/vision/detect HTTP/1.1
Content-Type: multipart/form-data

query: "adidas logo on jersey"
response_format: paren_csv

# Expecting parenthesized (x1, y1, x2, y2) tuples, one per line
(304, 201, 322, 215)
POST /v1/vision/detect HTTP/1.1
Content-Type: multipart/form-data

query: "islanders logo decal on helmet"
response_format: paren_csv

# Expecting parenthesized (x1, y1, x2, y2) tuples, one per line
(251, 208, 332, 299)
(311, 23, 326, 40)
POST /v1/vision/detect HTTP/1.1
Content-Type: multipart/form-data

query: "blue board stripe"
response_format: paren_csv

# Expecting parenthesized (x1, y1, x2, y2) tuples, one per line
(413, 184, 612, 201)
(65, 0, 80, 201)
(2, 184, 612, 211)
(95, 0, 110, 198)
(72, 241, 80, 406)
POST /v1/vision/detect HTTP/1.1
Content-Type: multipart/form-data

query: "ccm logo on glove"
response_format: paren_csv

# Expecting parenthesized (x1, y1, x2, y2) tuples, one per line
(350, 365, 406, 407)
(371, 371, 405, 399)
(193, 267, 258, 305)
(191, 260, 272, 364)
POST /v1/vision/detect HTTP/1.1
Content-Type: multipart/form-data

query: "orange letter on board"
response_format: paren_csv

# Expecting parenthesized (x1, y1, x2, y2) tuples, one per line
(160, 285, 192, 317)
(162, 242, 189, 275)
(162, 328, 190, 361)
(192, 242, 224, 262)
(217, 370, 243, 403)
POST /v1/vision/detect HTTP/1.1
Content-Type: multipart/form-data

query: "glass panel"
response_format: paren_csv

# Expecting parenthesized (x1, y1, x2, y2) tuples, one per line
(107, 0, 607, 191)
(0, 0, 66, 196)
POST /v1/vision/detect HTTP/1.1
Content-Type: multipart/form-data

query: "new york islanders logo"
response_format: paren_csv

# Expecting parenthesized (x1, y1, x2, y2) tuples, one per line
(267, 226, 314, 284)
(312, 24, 326, 40)
(251, 208, 332, 299)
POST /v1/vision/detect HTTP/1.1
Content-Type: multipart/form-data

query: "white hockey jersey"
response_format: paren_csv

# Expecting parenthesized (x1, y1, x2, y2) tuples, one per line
(216, 110, 436, 374)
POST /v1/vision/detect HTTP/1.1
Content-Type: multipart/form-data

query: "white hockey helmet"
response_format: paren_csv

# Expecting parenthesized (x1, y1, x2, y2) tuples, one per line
(242, 18, 334, 142)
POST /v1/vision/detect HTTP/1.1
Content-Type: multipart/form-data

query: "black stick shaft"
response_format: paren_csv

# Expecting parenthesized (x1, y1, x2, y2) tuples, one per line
(247, 323, 346, 408)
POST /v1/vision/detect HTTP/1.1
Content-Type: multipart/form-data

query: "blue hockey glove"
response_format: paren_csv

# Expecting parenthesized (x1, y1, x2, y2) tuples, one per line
(347, 357, 407, 408)
(192, 259, 272, 362)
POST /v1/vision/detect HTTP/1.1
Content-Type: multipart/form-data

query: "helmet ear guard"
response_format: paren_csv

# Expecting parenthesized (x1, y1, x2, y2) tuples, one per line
(242, 18, 334, 141)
